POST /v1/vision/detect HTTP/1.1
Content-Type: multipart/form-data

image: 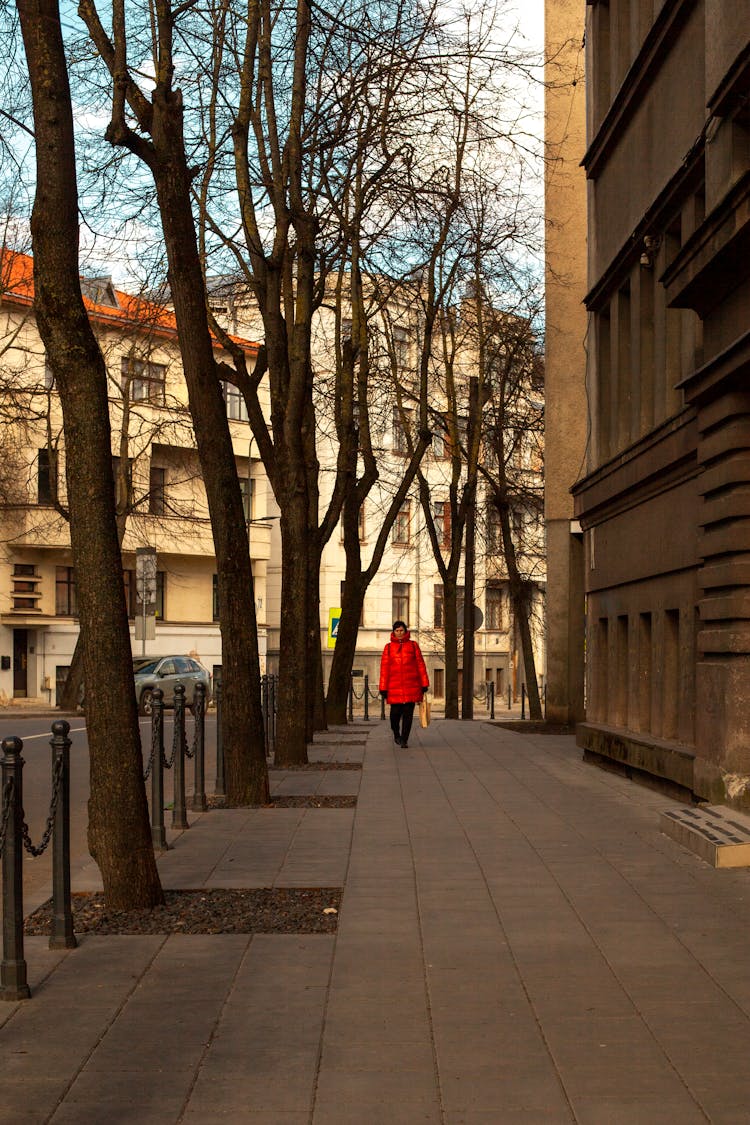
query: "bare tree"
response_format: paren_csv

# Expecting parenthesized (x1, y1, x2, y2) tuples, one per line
(16, 0, 163, 908)
(79, 0, 269, 804)
(478, 305, 545, 719)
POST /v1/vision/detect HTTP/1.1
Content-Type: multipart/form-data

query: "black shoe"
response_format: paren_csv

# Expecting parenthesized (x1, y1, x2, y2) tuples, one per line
(393, 733, 402, 746)
(401, 741, 409, 749)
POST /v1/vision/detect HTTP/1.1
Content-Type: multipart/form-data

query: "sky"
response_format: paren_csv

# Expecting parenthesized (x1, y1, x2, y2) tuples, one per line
(56, 0, 547, 287)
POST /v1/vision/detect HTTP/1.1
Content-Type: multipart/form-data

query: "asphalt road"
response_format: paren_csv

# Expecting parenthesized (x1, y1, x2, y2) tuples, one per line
(0, 713, 219, 905)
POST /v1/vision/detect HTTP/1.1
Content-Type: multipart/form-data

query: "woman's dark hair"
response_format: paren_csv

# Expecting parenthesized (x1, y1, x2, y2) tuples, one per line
(392, 620, 407, 631)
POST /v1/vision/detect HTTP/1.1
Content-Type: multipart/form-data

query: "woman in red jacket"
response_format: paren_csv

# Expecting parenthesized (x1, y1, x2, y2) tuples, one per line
(379, 620, 429, 748)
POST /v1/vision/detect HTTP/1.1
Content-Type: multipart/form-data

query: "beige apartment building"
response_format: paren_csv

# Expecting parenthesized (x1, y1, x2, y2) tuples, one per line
(211, 281, 547, 707)
(574, 2, 750, 806)
(0, 250, 271, 704)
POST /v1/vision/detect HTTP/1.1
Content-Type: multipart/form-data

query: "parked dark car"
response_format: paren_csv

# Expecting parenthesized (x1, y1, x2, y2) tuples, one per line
(133, 655, 211, 715)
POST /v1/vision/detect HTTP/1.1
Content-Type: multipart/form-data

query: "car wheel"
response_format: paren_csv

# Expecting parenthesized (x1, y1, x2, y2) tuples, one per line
(140, 689, 154, 716)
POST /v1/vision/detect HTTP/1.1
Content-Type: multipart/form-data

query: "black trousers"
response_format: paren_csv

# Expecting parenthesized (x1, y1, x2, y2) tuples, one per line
(390, 702, 415, 743)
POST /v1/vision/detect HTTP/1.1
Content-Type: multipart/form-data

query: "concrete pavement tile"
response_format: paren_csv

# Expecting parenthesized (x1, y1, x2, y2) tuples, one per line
(312, 1101, 441, 1124)
(319, 1040, 436, 1072)
(314, 1066, 439, 1104)
(183, 1113, 310, 1125)
(572, 1099, 708, 1124)
(440, 1066, 569, 1112)
(49, 1080, 186, 1124)
(445, 1111, 574, 1124)
(0, 1079, 76, 1125)
(185, 1075, 316, 1114)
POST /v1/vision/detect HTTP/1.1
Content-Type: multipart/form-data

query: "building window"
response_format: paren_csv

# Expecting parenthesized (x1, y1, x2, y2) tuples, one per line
(149, 466, 166, 516)
(434, 584, 444, 628)
(37, 448, 55, 505)
(155, 571, 165, 619)
(358, 503, 366, 542)
(392, 407, 413, 455)
(392, 582, 410, 625)
(487, 507, 502, 552)
(433, 500, 451, 548)
(121, 357, 166, 405)
(393, 501, 411, 545)
(485, 584, 504, 631)
(55, 566, 78, 616)
(393, 325, 410, 368)
(223, 381, 249, 421)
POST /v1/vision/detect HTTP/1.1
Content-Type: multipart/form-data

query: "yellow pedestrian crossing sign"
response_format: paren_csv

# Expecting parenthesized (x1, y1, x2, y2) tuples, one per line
(327, 607, 342, 649)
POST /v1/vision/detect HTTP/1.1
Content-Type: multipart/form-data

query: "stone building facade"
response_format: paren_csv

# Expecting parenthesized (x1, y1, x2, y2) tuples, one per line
(543, 0, 588, 726)
(574, 1, 750, 806)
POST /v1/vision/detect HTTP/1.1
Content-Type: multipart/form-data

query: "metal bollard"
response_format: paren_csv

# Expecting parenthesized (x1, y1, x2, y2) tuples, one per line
(508, 684, 511, 710)
(172, 684, 189, 830)
(270, 675, 277, 750)
(214, 677, 225, 797)
(364, 675, 369, 721)
(521, 683, 526, 720)
(150, 689, 167, 850)
(191, 682, 207, 812)
(489, 681, 495, 720)
(261, 673, 269, 756)
(50, 721, 76, 950)
(348, 676, 354, 722)
(1, 737, 29, 1000)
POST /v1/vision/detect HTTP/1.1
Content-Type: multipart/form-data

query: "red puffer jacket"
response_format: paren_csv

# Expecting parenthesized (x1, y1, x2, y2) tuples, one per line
(379, 630, 429, 704)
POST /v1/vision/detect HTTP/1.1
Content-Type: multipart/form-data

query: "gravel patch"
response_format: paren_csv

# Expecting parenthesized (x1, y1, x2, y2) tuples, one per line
(206, 795, 357, 810)
(25, 888, 342, 936)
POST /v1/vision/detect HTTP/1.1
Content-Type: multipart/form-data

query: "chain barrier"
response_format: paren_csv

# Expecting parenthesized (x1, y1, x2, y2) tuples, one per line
(21, 754, 63, 858)
(143, 717, 158, 781)
(164, 713, 179, 770)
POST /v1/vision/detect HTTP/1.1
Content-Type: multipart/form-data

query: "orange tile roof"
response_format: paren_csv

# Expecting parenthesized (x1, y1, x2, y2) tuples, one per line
(0, 248, 258, 356)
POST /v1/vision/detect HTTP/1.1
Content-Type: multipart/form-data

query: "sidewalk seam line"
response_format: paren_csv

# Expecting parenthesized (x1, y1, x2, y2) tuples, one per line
(175, 933, 255, 1124)
(46, 935, 169, 1124)
(307, 739, 359, 1125)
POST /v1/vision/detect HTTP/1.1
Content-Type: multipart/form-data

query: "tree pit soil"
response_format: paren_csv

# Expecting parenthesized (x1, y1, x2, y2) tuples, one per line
(270, 761, 363, 770)
(25, 887, 342, 936)
(207, 795, 357, 809)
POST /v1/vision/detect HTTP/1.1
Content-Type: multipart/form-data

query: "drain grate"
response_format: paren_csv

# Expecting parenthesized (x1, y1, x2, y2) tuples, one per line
(660, 805, 750, 867)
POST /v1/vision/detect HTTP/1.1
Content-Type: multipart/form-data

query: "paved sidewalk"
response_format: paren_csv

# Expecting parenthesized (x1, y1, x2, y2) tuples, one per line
(3, 719, 750, 1123)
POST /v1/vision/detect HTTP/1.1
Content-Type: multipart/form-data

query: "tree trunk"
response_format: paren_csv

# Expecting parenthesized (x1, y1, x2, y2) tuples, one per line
(275, 494, 312, 765)
(327, 570, 368, 725)
(59, 632, 84, 711)
(443, 576, 460, 719)
(461, 480, 477, 720)
(17, 0, 162, 908)
(500, 505, 542, 720)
